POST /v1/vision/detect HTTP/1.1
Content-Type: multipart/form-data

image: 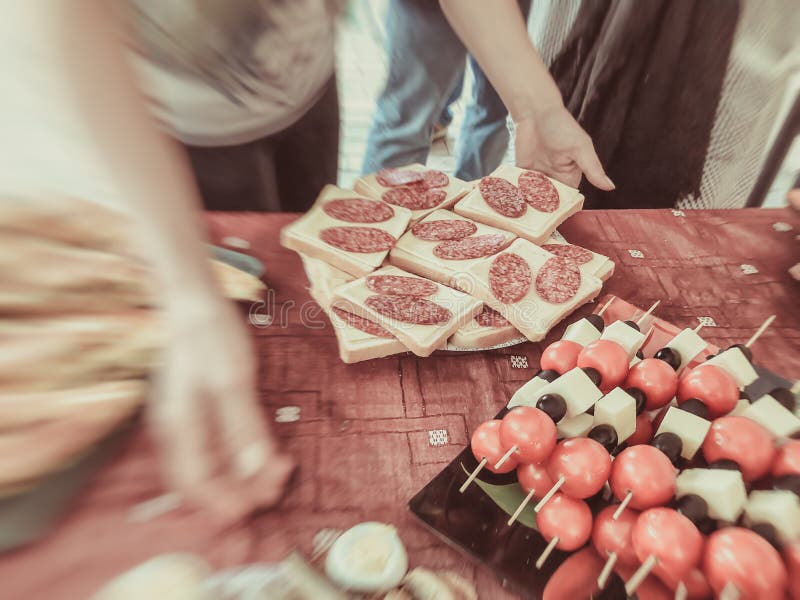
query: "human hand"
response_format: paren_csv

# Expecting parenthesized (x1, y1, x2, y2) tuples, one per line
(514, 106, 615, 191)
(148, 292, 294, 522)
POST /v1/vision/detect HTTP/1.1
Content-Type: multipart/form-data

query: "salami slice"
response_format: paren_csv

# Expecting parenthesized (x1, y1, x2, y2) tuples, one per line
(475, 306, 511, 328)
(433, 233, 509, 260)
(479, 177, 526, 218)
(381, 186, 446, 210)
(319, 226, 396, 253)
(365, 295, 452, 325)
(535, 257, 581, 304)
(541, 243, 593, 265)
(365, 274, 438, 297)
(375, 168, 425, 187)
(322, 198, 394, 223)
(518, 170, 560, 213)
(411, 219, 477, 241)
(331, 307, 394, 338)
(422, 170, 449, 188)
(489, 253, 532, 304)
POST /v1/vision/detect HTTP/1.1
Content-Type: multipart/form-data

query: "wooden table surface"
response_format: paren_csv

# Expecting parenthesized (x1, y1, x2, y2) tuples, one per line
(1, 208, 798, 600)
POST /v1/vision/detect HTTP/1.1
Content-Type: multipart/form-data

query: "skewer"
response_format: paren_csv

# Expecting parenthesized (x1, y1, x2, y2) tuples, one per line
(625, 554, 658, 596)
(674, 582, 688, 600)
(596, 552, 618, 590)
(693, 322, 704, 334)
(719, 581, 740, 600)
(745, 315, 776, 348)
(612, 491, 633, 520)
(494, 446, 518, 470)
(507, 489, 536, 526)
(636, 300, 661, 327)
(534, 476, 565, 512)
(597, 296, 615, 316)
(459, 458, 487, 493)
(535, 536, 560, 569)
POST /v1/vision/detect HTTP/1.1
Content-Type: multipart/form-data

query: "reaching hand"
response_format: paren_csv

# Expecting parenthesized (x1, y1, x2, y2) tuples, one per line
(514, 106, 615, 192)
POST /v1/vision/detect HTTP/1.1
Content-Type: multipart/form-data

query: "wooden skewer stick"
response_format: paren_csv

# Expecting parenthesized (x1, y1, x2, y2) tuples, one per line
(745, 314, 776, 348)
(625, 554, 658, 596)
(598, 296, 615, 316)
(719, 581, 740, 600)
(534, 476, 565, 513)
(507, 488, 536, 526)
(494, 445, 518, 470)
(693, 322, 704, 334)
(636, 300, 661, 326)
(459, 458, 487, 493)
(535, 536, 559, 569)
(596, 551, 618, 590)
(612, 491, 633, 520)
(674, 581, 688, 600)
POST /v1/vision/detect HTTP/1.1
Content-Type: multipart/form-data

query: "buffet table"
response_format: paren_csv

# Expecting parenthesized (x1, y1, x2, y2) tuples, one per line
(1, 208, 798, 600)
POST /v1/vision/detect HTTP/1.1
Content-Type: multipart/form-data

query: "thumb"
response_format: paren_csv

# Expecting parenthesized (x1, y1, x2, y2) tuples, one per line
(574, 141, 615, 191)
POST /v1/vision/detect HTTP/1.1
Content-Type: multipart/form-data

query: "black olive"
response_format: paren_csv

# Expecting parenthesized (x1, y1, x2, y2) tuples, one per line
(708, 459, 740, 471)
(536, 393, 567, 423)
(537, 369, 560, 383)
(739, 389, 752, 403)
(623, 320, 640, 332)
(635, 349, 645, 360)
(651, 432, 682, 466)
(588, 424, 618, 452)
(774, 474, 800, 497)
(769, 387, 797, 413)
(749, 522, 781, 550)
(681, 398, 709, 420)
(626, 388, 647, 415)
(728, 343, 753, 362)
(674, 494, 708, 525)
(582, 367, 602, 387)
(585, 314, 605, 333)
(696, 517, 718, 536)
(654, 347, 681, 371)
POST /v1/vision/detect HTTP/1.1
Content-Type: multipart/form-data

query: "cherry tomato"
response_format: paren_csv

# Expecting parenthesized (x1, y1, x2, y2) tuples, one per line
(783, 542, 800, 600)
(625, 359, 679, 410)
(547, 438, 612, 499)
(499, 407, 557, 464)
(702, 416, 775, 482)
(632, 508, 703, 588)
(660, 568, 713, 599)
(704, 528, 788, 600)
(592, 505, 639, 567)
(626, 413, 654, 446)
(471, 420, 518, 474)
(677, 364, 738, 418)
(773, 440, 800, 478)
(577, 339, 630, 391)
(537, 493, 593, 551)
(541, 340, 583, 375)
(517, 463, 555, 499)
(610, 445, 676, 510)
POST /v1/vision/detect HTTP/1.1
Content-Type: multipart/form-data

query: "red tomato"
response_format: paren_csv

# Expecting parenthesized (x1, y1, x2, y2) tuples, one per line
(471, 420, 518, 474)
(610, 446, 676, 510)
(632, 508, 703, 587)
(660, 568, 713, 598)
(499, 407, 557, 464)
(592, 505, 639, 567)
(625, 359, 679, 410)
(538, 493, 593, 551)
(702, 416, 775, 482)
(517, 463, 555, 499)
(773, 440, 800, 478)
(547, 438, 612, 499)
(677, 364, 739, 418)
(541, 340, 583, 375)
(704, 528, 788, 600)
(782, 542, 800, 600)
(577, 340, 630, 391)
(627, 413, 654, 446)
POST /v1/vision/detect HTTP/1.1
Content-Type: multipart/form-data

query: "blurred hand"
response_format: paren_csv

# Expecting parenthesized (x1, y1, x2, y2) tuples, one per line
(515, 106, 615, 191)
(149, 292, 294, 522)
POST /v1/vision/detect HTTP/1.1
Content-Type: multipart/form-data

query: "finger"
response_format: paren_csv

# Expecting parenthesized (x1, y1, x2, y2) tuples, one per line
(574, 142, 615, 191)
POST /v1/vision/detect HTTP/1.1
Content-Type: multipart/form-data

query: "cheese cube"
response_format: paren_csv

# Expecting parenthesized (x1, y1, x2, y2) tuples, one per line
(453, 164, 584, 244)
(676, 469, 747, 522)
(743, 395, 800, 438)
(664, 329, 708, 372)
(507, 377, 549, 409)
(656, 407, 711, 459)
(534, 367, 603, 419)
(729, 399, 750, 416)
(562, 318, 603, 347)
(704, 348, 759, 388)
(593, 388, 637, 442)
(744, 490, 800, 544)
(557, 413, 594, 438)
(600, 321, 646, 361)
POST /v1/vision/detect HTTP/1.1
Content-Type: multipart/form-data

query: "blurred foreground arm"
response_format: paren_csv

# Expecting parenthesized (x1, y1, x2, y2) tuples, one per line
(44, 0, 292, 520)
(440, 0, 614, 190)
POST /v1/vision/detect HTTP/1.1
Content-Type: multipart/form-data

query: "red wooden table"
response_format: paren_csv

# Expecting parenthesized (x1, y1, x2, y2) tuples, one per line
(1, 208, 798, 600)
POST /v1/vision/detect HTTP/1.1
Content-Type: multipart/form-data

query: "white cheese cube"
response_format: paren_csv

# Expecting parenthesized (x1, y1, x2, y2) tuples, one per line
(534, 367, 603, 419)
(507, 377, 549, 409)
(744, 490, 800, 544)
(664, 328, 708, 372)
(729, 399, 750, 416)
(704, 348, 759, 388)
(744, 395, 800, 438)
(562, 319, 603, 347)
(557, 413, 594, 438)
(655, 407, 711, 459)
(593, 388, 637, 442)
(676, 469, 747, 522)
(600, 321, 646, 361)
